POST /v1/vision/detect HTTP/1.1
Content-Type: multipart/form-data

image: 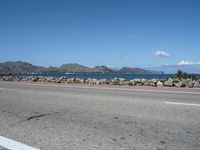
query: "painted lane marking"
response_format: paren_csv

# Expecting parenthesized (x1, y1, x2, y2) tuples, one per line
(0, 88, 4, 90)
(165, 101, 200, 107)
(0, 136, 40, 150)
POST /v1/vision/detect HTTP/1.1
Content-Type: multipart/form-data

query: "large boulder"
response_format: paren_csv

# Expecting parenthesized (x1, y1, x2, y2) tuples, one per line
(164, 78, 173, 87)
(141, 78, 147, 84)
(129, 80, 135, 86)
(111, 78, 121, 85)
(174, 81, 183, 87)
(134, 78, 141, 83)
(150, 78, 157, 84)
(65, 78, 74, 83)
(156, 81, 163, 87)
(143, 81, 150, 86)
(185, 79, 193, 88)
(194, 81, 200, 88)
(31, 77, 39, 82)
(148, 79, 157, 87)
(46, 77, 54, 82)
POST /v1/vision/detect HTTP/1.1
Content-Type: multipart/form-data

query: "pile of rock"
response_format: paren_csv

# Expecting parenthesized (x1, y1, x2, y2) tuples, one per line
(0, 75, 200, 88)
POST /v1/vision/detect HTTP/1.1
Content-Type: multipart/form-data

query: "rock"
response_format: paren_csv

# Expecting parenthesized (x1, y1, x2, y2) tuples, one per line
(156, 81, 163, 87)
(95, 79, 107, 85)
(2, 76, 13, 81)
(86, 78, 97, 84)
(141, 78, 147, 84)
(149, 82, 156, 86)
(164, 78, 173, 87)
(119, 78, 126, 82)
(149, 78, 157, 84)
(194, 81, 200, 88)
(111, 78, 120, 85)
(46, 77, 54, 82)
(129, 80, 135, 86)
(174, 81, 183, 87)
(185, 79, 193, 88)
(38, 77, 45, 82)
(31, 77, 39, 82)
(173, 78, 180, 82)
(66, 78, 75, 83)
(56, 77, 64, 83)
(143, 81, 150, 86)
(15, 77, 22, 82)
(134, 78, 141, 83)
(73, 78, 83, 84)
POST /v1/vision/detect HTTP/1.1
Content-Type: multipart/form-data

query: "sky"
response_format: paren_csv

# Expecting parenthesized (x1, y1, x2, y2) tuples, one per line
(0, 0, 200, 67)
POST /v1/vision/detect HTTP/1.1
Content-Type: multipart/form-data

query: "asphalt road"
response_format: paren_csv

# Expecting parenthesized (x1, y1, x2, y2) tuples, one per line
(0, 82, 200, 150)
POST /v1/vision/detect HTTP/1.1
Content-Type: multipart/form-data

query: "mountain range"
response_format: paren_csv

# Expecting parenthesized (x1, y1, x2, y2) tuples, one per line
(0, 61, 162, 74)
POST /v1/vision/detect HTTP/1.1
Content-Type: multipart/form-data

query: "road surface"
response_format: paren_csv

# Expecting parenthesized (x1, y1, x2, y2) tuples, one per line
(0, 82, 200, 150)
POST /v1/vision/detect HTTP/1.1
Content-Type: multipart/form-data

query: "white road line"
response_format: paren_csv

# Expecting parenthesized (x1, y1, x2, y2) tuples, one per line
(165, 101, 200, 107)
(0, 136, 40, 150)
(0, 88, 4, 90)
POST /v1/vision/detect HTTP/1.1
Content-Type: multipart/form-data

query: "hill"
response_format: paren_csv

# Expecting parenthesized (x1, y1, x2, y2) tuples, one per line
(0, 61, 162, 74)
(117, 67, 161, 74)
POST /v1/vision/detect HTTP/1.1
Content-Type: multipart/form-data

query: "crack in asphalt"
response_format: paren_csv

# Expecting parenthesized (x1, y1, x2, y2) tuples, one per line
(26, 113, 50, 121)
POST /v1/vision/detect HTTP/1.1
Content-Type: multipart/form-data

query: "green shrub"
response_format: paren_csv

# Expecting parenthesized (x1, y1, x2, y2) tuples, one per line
(176, 70, 197, 80)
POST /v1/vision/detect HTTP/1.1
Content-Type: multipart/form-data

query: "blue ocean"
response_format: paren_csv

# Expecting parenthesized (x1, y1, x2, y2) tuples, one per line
(14, 73, 200, 80)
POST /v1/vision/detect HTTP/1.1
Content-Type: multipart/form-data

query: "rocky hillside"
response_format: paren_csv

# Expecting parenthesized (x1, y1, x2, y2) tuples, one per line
(0, 61, 45, 73)
(117, 67, 161, 74)
(0, 61, 163, 74)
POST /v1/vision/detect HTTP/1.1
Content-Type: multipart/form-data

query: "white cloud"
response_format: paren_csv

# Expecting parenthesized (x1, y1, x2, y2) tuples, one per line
(153, 51, 170, 57)
(178, 60, 200, 65)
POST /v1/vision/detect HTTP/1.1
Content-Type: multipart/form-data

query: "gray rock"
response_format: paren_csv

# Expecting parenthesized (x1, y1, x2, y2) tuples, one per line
(46, 77, 54, 82)
(164, 78, 173, 87)
(174, 81, 182, 87)
(129, 80, 135, 86)
(119, 78, 126, 82)
(156, 81, 163, 87)
(194, 81, 200, 88)
(31, 77, 39, 82)
(150, 78, 157, 84)
(149, 82, 156, 86)
(185, 79, 193, 88)
(134, 78, 141, 83)
(66, 78, 75, 83)
(143, 81, 150, 86)
(111, 78, 121, 85)
(141, 78, 147, 84)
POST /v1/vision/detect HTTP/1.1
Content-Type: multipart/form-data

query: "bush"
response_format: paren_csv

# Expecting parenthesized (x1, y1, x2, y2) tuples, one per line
(176, 70, 197, 80)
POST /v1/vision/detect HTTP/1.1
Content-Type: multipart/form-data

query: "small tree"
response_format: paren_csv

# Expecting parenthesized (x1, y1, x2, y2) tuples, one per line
(176, 70, 182, 79)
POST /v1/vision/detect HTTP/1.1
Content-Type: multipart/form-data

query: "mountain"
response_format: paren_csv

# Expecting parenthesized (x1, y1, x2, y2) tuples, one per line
(94, 66, 115, 73)
(59, 63, 94, 73)
(117, 67, 161, 74)
(0, 61, 45, 73)
(0, 61, 162, 74)
(145, 64, 200, 74)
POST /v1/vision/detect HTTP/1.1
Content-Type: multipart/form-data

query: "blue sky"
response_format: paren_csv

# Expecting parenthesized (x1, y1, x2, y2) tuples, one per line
(0, 0, 200, 67)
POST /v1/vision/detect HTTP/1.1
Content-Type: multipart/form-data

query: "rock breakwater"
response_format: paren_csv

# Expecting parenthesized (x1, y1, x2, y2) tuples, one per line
(0, 75, 200, 88)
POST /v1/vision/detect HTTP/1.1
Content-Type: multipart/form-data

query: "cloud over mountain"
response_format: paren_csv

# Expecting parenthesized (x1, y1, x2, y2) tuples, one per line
(178, 60, 200, 65)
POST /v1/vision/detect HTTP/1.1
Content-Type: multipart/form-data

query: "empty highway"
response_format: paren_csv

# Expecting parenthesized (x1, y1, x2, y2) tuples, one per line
(0, 82, 200, 150)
